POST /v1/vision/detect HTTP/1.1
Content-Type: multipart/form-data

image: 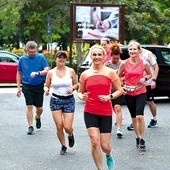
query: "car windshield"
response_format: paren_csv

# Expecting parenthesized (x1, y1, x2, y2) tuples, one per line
(0, 52, 19, 63)
(9, 55, 19, 63)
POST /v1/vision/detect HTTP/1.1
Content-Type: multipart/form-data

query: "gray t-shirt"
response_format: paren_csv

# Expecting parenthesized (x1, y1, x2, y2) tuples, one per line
(105, 59, 123, 73)
(105, 59, 123, 92)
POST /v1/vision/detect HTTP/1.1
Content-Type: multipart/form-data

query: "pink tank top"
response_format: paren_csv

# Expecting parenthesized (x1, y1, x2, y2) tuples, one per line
(123, 58, 146, 96)
(103, 50, 111, 64)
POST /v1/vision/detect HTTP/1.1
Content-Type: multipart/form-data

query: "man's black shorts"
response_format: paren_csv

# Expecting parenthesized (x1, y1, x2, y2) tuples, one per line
(22, 83, 44, 107)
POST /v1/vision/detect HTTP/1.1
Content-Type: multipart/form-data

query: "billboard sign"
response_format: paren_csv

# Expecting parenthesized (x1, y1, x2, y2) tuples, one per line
(70, 3, 125, 43)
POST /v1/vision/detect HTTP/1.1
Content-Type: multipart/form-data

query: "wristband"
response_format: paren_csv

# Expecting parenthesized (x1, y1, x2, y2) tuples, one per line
(110, 94, 114, 100)
(145, 77, 148, 81)
(38, 71, 40, 76)
(152, 79, 156, 82)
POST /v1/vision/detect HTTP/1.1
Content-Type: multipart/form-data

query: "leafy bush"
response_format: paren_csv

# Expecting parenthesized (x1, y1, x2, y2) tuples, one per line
(11, 48, 25, 56)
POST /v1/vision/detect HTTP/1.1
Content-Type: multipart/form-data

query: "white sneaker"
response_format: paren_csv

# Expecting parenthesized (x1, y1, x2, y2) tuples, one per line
(117, 129, 123, 137)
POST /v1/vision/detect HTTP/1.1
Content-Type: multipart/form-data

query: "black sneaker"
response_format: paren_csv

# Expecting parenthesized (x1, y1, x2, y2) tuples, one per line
(136, 138, 140, 148)
(35, 116, 41, 129)
(127, 124, 134, 131)
(27, 126, 34, 135)
(68, 133, 75, 147)
(139, 139, 146, 149)
(60, 145, 67, 155)
(148, 119, 157, 128)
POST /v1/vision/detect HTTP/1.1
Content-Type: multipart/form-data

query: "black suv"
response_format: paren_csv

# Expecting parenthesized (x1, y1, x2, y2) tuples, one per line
(77, 45, 170, 98)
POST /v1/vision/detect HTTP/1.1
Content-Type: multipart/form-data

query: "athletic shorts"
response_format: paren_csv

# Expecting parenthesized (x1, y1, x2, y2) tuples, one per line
(125, 93, 146, 118)
(50, 95, 75, 113)
(146, 85, 154, 101)
(111, 95, 125, 107)
(84, 112, 112, 133)
(22, 83, 44, 107)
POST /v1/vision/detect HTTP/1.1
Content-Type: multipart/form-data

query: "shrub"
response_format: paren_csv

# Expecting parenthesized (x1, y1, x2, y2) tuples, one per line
(11, 48, 25, 56)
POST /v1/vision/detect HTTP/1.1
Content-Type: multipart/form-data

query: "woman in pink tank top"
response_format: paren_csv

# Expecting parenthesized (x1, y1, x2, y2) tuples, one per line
(118, 41, 151, 149)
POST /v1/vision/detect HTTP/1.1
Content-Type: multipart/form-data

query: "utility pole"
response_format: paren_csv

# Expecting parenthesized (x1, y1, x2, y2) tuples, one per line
(47, 13, 52, 68)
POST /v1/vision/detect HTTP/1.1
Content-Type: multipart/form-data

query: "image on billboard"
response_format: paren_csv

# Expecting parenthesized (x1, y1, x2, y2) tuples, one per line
(71, 3, 124, 43)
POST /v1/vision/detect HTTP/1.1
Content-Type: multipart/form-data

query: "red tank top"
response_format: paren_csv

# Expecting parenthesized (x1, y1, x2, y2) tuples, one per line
(84, 75, 113, 116)
(124, 58, 146, 96)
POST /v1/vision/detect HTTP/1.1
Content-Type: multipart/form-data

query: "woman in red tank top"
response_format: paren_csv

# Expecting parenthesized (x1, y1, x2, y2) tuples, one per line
(78, 44, 123, 170)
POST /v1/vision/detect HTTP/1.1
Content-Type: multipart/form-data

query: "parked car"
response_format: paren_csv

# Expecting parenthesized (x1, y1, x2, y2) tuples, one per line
(0, 51, 20, 83)
(77, 45, 170, 98)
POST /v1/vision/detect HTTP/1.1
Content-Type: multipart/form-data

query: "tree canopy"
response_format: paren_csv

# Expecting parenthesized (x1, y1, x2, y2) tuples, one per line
(0, 0, 170, 50)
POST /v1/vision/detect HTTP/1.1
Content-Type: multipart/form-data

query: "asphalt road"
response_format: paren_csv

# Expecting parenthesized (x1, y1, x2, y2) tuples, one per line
(0, 87, 170, 170)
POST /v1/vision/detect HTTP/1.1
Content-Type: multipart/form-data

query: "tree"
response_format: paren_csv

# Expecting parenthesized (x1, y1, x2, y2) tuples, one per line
(0, 0, 21, 49)
(122, 0, 170, 44)
(0, 0, 170, 50)
(18, 0, 57, 46)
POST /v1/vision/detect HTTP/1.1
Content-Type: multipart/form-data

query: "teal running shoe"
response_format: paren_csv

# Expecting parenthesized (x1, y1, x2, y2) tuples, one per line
(106, 155, 115, 170)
